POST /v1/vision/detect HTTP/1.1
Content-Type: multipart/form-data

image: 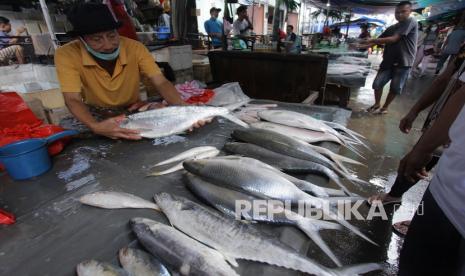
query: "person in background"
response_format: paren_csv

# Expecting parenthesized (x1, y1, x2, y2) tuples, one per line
(160, 1, 171, 30)
(0, 16, 26, 64)
(435, 19, 465, 74)
(56, 3, 205, 140)
(358, 1, 418, 114)
(410, 22, 427, 77)
(414, 24, 438, 77)
(204, 7, 223, 49)
(358, 24, 371, 39)
(282, 25, 301, 54)
(233, 5, 253, 36)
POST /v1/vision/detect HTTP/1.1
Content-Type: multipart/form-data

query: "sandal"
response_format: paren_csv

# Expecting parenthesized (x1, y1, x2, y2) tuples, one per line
(392, 220, 411, 237)
(367, 193, 402, 206)
(376, 108, 388, 115)
(366, 104, 380, 112)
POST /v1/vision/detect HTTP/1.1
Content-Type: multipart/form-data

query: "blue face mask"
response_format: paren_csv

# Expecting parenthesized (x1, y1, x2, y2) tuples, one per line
(80, 37, 120, 61)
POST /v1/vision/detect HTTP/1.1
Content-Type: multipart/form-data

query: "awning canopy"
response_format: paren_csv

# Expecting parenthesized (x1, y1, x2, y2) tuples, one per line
(331, 16, 386, 27)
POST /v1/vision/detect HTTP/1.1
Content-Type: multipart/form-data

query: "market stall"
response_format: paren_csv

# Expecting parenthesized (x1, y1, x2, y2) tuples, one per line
(0, 101, 384, 276)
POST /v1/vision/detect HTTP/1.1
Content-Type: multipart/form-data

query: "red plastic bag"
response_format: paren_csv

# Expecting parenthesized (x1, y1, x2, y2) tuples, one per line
(0, 92, 42, 128)
(0, 92, 71, 170)
(186, 90, 215, 104)
(0, 209, 15, 225)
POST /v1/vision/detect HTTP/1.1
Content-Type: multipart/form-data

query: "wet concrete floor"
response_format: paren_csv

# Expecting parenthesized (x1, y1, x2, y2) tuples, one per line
(341, 55, 436, 275)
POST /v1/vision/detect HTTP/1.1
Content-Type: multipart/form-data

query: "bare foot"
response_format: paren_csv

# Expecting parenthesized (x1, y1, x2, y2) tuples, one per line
(392, 220, 411, 237)
(367, 193, 401, 205)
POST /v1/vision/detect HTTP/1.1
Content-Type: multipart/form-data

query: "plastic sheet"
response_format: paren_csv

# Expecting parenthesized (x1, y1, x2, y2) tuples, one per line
(208, 82, 250, 107)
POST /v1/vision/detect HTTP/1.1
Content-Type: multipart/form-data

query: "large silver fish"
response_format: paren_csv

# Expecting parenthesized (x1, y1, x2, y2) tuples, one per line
(131, 218, 238, 276)
(120, 106, 248, 138)
(212, 155, 349, 197)
(119, 247, 170, 276)
(154, 193, 382, 276)
(183, 158, 376, 245)
(223, 142, 353, 193)
(77, 260, 127, 276)
(185, 173, 344, 267)
(79, 191, 160, 211)
(232, 128, 354, 177)
(258, 110, 369, 148)
(250, 121, 366, 159)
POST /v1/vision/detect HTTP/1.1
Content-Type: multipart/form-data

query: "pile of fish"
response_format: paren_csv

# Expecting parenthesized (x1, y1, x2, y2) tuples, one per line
(76, 106, 384, 275)
(78, 190, 382, 275)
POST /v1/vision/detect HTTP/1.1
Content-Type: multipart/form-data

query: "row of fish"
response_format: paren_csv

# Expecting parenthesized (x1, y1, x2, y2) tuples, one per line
(77, 106, 380, 275)
(79, 191, 382, 275)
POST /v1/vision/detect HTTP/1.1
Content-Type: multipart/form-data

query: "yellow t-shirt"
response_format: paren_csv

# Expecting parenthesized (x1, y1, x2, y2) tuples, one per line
(54, 36, 161, 108)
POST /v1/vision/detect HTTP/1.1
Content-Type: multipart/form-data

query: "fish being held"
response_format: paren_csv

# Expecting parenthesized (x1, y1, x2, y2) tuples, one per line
(119, 247, 171, 276)
(154, 193, 382, 276)
(185, 173, 344, 267)
(148, 146, 220, 176)
(131, 218, 238, 276)
(77, 260, 127, 276)
(183, 158, 377, 245)
(120, 106, 248, 138)
(79, 191, 160, 211)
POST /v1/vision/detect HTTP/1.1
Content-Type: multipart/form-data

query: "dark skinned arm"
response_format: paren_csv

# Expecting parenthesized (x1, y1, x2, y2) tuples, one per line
(399, 59, 458, 133)
(399, 85, 465, 181)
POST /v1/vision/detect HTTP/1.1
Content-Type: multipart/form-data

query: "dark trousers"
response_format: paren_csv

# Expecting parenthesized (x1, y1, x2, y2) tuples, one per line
(398, 188, 464, 276)
(388, 156, 440, 198)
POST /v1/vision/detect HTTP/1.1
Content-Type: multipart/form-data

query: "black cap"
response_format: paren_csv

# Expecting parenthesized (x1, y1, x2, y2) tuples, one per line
(66, 3, 122, 37)
(210, 7, 222, 13)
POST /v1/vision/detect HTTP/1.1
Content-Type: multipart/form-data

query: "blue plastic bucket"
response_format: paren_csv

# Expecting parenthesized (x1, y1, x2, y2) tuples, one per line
(0, 130, 78, 180)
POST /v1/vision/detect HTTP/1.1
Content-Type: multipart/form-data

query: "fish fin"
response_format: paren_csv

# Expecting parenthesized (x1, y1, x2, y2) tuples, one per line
(147, 163, 184, 176)
(322, 187, 348, 197)
(330, 262, 383, 275)
(325, 210, 378, 246)
(221, 114, 249, 128)
(295, 221, 342, 267)
(328, 151, 365, 167)
(221, 253, 239, 267)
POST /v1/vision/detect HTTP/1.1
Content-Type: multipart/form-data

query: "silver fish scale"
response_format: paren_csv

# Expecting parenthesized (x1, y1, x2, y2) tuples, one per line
(121, 106, 229, 138)
(155, 194, 334, 276)
(189, 160, 304, 202)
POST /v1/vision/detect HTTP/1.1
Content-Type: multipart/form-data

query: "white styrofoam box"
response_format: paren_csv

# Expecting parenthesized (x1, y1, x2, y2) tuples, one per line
(151, 45, 193, 71)
(0, 64, 58, 91)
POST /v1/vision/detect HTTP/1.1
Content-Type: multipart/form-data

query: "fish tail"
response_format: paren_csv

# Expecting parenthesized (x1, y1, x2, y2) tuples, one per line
(221, 114, 249, 128)
(341, 143, 366, 160)
(330, 262, 383, 275)
(321, 168, 352, 196)
(325, 210, 379, 246)
(295, 221, 343, 267)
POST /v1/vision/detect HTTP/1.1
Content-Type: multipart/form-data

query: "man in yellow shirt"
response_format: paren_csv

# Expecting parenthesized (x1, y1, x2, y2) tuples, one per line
(56, 3, 200, 140)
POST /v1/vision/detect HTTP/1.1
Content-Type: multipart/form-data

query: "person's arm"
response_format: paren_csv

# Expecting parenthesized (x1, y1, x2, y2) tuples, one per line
(245, 15, 253, 31)
(64, 93, 141, 140)
(149, 73, 185, 105)
(399, 86, 465, 181)
(8, 26, 26, 44)
(399, 60, 458, 133)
